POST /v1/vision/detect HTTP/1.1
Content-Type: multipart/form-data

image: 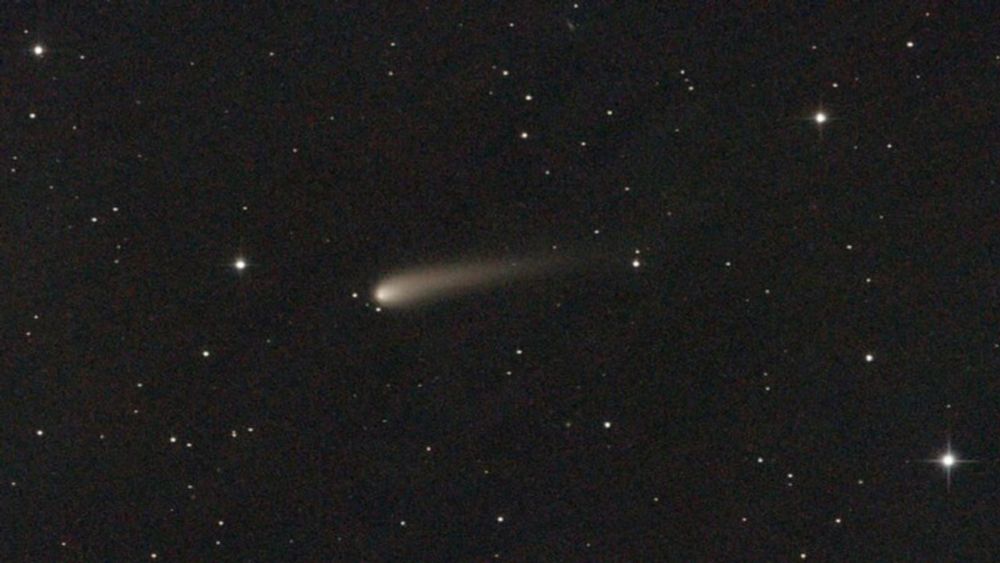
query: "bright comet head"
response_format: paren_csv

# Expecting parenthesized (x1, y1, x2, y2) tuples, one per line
(373, 285, 394, 304)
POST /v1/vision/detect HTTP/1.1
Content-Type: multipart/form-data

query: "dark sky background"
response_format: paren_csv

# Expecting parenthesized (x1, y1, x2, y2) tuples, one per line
(3, 3, 1000, 560)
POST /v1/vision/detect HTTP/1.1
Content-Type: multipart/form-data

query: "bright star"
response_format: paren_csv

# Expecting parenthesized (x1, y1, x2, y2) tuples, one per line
(32, 44, 45, 56)
(918, 438, 976, 491)
(939, 448, 961, 490)
(234, 258, 247, 271)
(814, 111, 827, 124)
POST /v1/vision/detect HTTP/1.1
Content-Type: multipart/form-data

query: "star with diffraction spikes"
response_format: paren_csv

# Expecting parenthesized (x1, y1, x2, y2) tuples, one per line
(915, 436, 977, 491)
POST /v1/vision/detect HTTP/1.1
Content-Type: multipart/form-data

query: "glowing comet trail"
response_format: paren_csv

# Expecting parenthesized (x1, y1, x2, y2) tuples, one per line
(373, 258, 554, 309)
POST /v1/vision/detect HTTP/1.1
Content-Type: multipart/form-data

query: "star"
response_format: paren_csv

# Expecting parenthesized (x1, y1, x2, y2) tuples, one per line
(234, 258, 247, 271)
(814, 111, 827, 124)
(938, 448, 963, 490)
(918, 437, 976, 491)
(32, 44, 45, 57)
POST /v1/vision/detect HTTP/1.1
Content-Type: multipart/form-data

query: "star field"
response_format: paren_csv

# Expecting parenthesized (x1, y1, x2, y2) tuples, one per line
(3, 3, 1000, 560)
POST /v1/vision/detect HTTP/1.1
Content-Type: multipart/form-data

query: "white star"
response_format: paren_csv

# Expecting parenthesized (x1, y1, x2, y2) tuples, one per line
(918, 438, 976, 491)
(814, 111, 827, 124)
(939, 448, 962, 490)
(32, 44, 44, 56)
(234, 258, 247, 271)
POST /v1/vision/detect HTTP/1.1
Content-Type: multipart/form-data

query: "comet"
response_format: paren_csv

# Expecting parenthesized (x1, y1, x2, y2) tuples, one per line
(372, 257, 562, 309)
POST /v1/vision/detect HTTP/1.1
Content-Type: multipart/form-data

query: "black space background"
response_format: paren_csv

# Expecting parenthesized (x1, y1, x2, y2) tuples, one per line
(3, 3, 1000, 560)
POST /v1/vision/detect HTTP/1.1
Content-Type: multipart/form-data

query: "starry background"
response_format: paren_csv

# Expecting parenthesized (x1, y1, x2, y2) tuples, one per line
(4, 3, 1000, 561)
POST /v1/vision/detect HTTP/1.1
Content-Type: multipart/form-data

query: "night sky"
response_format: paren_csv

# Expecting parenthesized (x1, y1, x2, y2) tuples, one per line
(5, 3, 1000, 561)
